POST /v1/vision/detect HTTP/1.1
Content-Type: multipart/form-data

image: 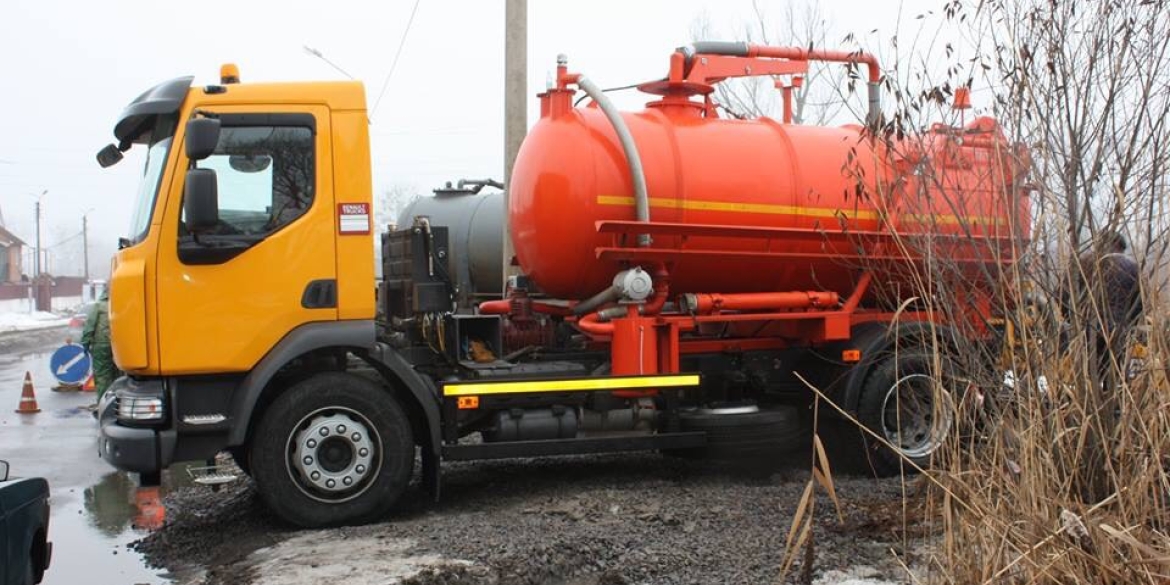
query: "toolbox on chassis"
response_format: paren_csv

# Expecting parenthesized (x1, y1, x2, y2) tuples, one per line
(96, 45, 1028, 527)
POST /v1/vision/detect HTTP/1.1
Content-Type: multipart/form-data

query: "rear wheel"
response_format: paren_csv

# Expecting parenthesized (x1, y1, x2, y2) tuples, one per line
(857, 351, 956, 476)
(249, 372, 414, 527)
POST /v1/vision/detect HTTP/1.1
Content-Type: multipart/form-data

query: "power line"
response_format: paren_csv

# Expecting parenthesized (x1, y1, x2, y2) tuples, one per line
(303, 46, 356, 80)
(45, 230, 83, 249)
(370, 0, 422, 122)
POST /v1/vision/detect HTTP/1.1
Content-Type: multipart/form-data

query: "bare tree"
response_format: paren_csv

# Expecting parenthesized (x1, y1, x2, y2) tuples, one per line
(373, 184, 419, 279)
(376, 184, 419, 233)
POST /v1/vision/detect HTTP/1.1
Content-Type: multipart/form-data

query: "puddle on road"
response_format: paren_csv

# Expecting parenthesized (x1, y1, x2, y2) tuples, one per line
(1, 337, 202, 584)
(43, 464, 204, 585)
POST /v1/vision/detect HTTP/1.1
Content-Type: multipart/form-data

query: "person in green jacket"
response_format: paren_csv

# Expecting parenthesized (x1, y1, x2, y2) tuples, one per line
(81, 289, 121, 400)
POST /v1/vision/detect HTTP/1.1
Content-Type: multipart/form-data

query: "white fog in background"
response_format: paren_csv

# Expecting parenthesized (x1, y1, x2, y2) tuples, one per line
(0, 0, 945, 279)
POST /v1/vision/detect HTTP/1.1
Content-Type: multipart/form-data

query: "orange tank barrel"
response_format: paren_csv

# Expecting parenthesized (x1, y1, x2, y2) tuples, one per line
(509, 47, 1030, 302)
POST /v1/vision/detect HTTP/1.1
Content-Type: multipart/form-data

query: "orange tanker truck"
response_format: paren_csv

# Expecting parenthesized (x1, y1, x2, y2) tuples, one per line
(94, 43, 1030, 527)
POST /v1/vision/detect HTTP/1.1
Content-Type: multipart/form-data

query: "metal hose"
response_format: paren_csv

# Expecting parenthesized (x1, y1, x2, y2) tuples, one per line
(572, 285, 621, 316)
(576, 75, 651, 246)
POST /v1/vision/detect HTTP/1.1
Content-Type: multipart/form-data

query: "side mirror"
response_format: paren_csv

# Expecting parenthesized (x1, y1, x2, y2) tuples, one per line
(0, 460, 8, 482)
(185, 117, 221, 161)
(184, 168, 219, 233)
(96, 144, 124, 168)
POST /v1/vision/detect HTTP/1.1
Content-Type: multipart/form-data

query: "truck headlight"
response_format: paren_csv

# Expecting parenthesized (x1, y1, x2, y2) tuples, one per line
(117, 395, 165, 422)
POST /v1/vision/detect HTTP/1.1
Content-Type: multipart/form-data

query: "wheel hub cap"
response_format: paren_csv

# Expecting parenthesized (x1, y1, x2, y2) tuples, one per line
(881, 373, 953, 460)
(292, 412, 375, 495)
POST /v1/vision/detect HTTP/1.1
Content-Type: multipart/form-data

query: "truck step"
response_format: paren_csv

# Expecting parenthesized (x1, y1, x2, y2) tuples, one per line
(185, 464, 240, 487)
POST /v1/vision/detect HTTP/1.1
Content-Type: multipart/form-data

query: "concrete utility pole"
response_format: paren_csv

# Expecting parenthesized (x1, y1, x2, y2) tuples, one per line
(503, 0, 526, 289)
(82, 214, 89, 281)
(33, 190, 46, 278)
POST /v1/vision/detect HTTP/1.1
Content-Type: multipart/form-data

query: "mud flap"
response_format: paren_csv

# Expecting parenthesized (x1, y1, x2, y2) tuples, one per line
(423, 447, 441, 502)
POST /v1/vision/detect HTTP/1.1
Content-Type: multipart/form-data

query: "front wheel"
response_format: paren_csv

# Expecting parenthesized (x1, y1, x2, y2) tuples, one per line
(249, 372, 415, 527)
(857, 351, 956, 476)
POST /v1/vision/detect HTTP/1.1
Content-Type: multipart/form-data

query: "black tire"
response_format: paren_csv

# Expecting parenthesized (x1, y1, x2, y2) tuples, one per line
(857, 351, 955, 476)
(25, 555, 36, 585)
(672, 406, 804, 459)
(31, 536, 45, 585)
(227, 446, 251, 476)
(249, 372, 415, 528)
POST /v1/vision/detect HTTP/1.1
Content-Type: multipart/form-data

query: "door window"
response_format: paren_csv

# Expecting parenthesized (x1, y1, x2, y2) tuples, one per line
(192, 125, 315, 237)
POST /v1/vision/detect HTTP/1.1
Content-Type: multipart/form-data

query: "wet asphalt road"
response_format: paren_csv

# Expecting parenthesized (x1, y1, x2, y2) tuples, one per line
(0, 328, 171, 585)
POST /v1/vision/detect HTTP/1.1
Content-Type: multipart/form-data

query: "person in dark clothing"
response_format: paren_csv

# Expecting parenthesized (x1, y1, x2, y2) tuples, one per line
(1065, 231, 1144, 391)
(81, 289, 122, 400)
(1060, 231, 1144, 503)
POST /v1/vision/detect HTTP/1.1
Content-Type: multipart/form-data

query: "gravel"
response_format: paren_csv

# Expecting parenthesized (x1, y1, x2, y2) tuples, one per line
(133, 449, 928, 585)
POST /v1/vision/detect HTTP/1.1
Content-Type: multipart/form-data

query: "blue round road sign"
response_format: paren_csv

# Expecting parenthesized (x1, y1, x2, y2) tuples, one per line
(50, 343, 92, 386)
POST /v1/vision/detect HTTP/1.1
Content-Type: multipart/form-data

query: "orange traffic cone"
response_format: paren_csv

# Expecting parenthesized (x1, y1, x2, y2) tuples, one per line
(82, 374, 96, 392)
(15, 372, 41, 414)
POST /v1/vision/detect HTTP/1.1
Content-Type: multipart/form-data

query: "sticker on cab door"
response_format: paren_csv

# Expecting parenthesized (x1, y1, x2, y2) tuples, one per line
(338, 203, 371, 235)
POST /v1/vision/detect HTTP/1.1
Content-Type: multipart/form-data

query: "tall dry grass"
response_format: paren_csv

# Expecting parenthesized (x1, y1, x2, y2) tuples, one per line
(915, 1, 1170, 582)
(776, 1, 1170, 582)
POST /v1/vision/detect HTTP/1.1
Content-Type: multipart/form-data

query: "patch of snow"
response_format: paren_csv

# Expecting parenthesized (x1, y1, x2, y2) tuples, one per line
(814, 566, 901, 585)
(245, 534, 471, 585)
(0, 311, 70, 334)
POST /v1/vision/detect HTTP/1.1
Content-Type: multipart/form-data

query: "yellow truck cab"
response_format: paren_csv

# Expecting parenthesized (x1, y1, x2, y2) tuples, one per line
(96, 70, 438, 526)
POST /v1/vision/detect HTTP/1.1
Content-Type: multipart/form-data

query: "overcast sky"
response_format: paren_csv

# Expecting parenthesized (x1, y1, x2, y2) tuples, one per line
(0, 0, 947, 279)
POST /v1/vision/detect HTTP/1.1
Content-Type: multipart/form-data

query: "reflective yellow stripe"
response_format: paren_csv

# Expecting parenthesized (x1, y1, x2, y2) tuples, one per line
(597, 195, 881, 220)
(442, 374, 701, 397)
(596, 195, 1008, 227)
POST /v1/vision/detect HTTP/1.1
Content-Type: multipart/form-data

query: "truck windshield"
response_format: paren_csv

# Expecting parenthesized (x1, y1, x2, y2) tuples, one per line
(126, 116, 177, 244)
(126, 135, 172, 244)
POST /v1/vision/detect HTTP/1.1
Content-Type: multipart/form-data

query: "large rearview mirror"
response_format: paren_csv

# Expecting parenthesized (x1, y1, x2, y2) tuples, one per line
(0, 460, 8, 482)
(229, 154, 272, 173)
(185, 117, 221, 161)
(185, 168, 219, 234)
(96, 144, 123, 168)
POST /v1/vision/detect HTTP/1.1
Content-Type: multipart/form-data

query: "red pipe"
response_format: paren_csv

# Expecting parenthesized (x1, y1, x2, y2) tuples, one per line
(748, 45, 881, 83)
(782, 85, 793, 124)
(842, 272, 873, 313)
(685, 291, 839, 315)
(575, 312, 615, 337)
(478, 300, 511, 315)
(641, 263, 670, 316)
(479, 299, 575, 317)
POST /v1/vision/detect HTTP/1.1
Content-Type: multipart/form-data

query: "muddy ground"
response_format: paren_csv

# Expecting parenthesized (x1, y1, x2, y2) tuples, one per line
(134, 448, 931, 585)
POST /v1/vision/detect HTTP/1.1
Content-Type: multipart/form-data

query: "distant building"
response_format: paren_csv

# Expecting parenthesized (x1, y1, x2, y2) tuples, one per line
(0, 206, 26, 283)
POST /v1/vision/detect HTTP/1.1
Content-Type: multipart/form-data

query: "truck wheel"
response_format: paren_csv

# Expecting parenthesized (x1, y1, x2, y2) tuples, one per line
(249, 372, 414, 528)
(227, 446, 251, 476)
(857, 351, 955, 476)
(670, 404, 804, 459)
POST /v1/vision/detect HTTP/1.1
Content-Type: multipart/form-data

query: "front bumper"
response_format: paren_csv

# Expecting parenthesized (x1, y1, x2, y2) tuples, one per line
(97, 377, 176, 475)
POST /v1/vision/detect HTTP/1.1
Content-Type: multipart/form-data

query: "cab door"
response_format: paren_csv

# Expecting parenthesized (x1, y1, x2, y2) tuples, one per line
(155, 106, 336, 375)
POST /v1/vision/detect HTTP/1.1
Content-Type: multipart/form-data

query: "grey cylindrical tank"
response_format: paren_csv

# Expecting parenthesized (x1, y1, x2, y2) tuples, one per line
(398, 188, 504, 306)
